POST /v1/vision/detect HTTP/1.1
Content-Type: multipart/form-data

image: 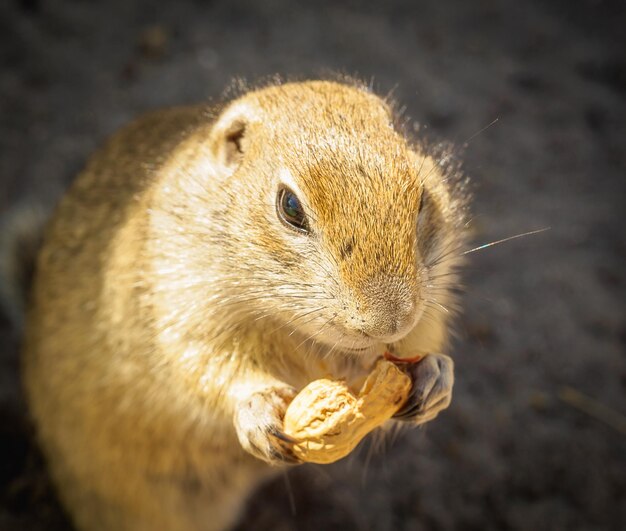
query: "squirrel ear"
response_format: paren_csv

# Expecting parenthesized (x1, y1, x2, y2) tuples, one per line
(210, 103, 258, 169)
(217, 119, 247, 168)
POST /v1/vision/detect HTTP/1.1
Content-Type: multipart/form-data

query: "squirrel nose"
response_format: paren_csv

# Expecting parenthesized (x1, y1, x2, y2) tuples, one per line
(357, 299, 416, 341)
(346, 277, 417, 341)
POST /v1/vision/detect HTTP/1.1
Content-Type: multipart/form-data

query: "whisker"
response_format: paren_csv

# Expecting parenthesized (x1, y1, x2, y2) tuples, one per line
(462, 117, 500, 146)
(361, 437, 376, 486)
(294, 315, 336, 352)
(423, 298, 450, 314)
(269, 306, 327, 334)
(288, 311, 330, 338)
(282, 471, 297, 516)
(462, 227, 550, 256)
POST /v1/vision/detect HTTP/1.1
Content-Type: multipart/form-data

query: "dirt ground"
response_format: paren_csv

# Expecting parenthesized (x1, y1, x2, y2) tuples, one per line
(0, 0, 624, 529)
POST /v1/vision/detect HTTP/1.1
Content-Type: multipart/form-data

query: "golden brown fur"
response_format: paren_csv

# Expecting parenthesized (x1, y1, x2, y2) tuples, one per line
(22, 80, 468, 530)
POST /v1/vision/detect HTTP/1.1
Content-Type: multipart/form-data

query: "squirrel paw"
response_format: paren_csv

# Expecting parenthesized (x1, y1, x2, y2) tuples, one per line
(234, 386, 302, 466)
(392, 353, 454, 424)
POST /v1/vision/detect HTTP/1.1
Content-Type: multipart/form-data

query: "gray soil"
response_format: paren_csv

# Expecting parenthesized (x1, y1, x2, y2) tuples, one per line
(0, 0, 624, 529)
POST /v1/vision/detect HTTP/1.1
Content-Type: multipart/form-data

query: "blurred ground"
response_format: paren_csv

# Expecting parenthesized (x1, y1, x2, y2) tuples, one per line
(1, 0, 625, 529)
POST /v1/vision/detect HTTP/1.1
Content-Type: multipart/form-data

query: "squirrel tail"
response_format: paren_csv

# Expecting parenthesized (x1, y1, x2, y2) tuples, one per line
(0, 202, 51, 330)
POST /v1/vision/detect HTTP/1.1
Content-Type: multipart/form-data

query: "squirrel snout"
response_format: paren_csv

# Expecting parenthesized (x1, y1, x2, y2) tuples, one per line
(344, 278, 418, 342)
(353, 302, 416, 342)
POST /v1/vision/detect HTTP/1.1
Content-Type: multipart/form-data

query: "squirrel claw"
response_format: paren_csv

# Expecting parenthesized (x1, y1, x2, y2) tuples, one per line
(268, 426, 299, 444)
(392, 353, 454, 425)
(234, 386, 302, 466)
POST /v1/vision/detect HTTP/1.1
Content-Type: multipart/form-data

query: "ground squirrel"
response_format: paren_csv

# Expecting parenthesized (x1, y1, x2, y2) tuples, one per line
(19, 79, 468, 531)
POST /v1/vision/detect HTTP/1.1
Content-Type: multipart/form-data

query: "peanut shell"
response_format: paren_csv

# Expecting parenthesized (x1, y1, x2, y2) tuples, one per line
(283, 359, 411, 464)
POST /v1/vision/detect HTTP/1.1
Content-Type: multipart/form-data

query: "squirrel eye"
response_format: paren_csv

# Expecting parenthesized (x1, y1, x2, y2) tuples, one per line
(277, 187, 309, 233)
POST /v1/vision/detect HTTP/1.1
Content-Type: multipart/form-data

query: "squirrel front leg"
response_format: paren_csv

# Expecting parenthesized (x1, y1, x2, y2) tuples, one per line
(388, 312, 455, 425)
(392, 354, 454, 424)
(231, 369, 302, 466)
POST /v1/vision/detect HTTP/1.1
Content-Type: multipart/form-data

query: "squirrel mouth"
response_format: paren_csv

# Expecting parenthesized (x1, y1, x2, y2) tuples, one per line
(343, 345, 370, 352)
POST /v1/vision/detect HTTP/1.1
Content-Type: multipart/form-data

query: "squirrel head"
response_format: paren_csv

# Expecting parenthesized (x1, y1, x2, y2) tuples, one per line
(151, 80, 465, 353)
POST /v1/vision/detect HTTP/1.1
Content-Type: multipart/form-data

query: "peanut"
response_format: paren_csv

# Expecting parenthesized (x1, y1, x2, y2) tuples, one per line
(283, 359, 411, 464)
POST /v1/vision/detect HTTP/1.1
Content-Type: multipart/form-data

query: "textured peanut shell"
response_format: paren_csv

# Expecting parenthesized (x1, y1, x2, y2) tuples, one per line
(283, 359, 411, 464)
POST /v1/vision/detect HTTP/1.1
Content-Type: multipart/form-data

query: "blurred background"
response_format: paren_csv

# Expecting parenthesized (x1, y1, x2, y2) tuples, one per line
(0, 0, 624, 529)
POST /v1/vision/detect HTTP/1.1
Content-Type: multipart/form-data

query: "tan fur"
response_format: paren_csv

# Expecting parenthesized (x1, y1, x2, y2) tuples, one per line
(22, 80, 468, 531)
